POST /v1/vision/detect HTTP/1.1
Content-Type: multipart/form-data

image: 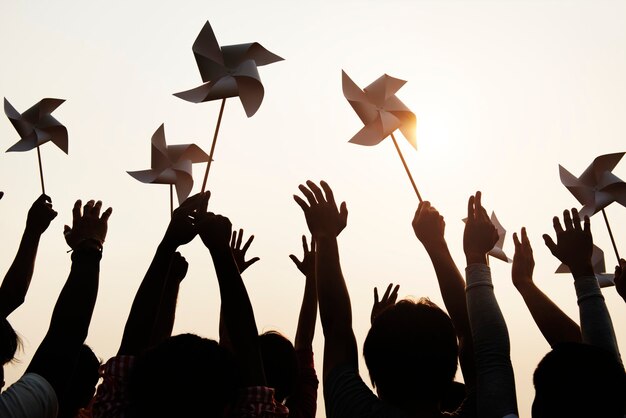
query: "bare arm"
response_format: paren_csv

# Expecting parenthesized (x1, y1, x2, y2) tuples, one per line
(27, 199, 111, 416)
(412, 201, 476, 389)
(294, 181, 353, 381)
(290, 235, 317, 351)
(512, 227, 581, 346)
(118, 192, 208, 356)
(0, 194, 57, 318)
(148, 252, 188, 347)
(199, 213, 265, 386)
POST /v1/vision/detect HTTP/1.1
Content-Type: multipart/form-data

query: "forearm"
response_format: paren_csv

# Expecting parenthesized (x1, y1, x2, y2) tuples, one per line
(424, 241, 475, 385)
(316, 236, 357, 380)
(573, 275, 622, 364)
(211, 243, 264, 385)
(46, 247, 101, 342)
(465, 264, 518, 418)
(295, 273, 318, 350)
(516, 282, 581, 346)
(149, 269, 181, 347)
(0, 227, 42, 317)
(119, 241, 176, 355)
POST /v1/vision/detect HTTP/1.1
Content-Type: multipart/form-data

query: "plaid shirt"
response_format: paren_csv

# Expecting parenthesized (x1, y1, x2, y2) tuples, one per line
(233, 386, 290, 418)
(91, 355, 135, 418)
(90, 355, 289, 418)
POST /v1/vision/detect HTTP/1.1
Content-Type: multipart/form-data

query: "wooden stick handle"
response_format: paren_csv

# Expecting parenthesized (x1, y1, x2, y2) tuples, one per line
(390, 133, 422, 202)
(601, 208, 621, 264)
(170, 184, 174, 219)
(36, 146, 45, 195)
(201, 98, 227, 192)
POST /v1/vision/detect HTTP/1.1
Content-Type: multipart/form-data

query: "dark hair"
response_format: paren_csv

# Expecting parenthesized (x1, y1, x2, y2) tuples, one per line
(129, 334, 240, 418)
(62, 344, 101, 418)
(0, 318, 20, 365)
(363, 298, 458, 409)
(259, 331, 299, 403)
(533, 343, 626, 418)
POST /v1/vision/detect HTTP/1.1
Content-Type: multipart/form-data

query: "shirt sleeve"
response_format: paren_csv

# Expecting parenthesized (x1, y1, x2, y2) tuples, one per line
(0, 373, 59, 418)
(465, 264, 518, 418)
(285, 349, 319, 418)
(573, 275, 622, 364)
(234, 386, 290, 418)
(91, 355, 135, 418)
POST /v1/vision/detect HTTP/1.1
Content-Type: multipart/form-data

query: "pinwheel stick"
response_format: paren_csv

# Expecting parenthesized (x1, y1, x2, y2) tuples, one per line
(390, 133, 423, 202)
(36, 146, 45, 194)
(601, 209, 621, 263)
(170, 184, 174, 218)
(201, 98, 227, 192)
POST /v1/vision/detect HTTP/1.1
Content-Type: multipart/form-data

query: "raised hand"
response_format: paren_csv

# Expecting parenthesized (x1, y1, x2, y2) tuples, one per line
(169, 252, 189, 283)
(512, 227, 535, 291)
(198, 212, 232, 250)
(63, 200, 112, 250)
(371, 283, 399, 324)
(26, 194, 58, 235)
(230, 229, 260, 274)
(613, 259, 626, 303)
(289, 235, 315, 277)
(293, 180, 348, 239)
(162, 191, 210, 248)
(412, 201, 445, 249)
(542, 209, 593, 277)
(463, 191, 498, 265)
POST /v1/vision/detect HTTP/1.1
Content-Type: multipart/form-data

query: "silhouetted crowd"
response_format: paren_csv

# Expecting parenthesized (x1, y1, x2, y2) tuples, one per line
(0, 184, 624, 418)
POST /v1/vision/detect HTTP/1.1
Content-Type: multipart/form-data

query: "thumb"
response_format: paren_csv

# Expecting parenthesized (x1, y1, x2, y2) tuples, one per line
(542, 234, 557, 255)
(340, 201, 348, 221)
(63, 225, 71, 235)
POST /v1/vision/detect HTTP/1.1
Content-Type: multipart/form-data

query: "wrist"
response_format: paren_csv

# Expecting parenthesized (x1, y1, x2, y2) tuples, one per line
(24, 223, 44, 238)
(569, 263, 594, 278)
(74, 238, 103, 252)
(423, 239, 450, 256)
(158, 239, 178, 253)
(465, 253, 488, 266)
(514, 279, 536, 295)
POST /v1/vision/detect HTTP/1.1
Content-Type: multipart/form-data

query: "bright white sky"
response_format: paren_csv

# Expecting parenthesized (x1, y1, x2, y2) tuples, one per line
(1, 0, 626, 416)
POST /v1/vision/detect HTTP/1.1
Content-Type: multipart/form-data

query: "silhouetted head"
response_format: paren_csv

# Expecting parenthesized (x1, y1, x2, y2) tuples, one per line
(62, 344, 100, 418)
(259, 331, 298, 403)
(532, 343, 626, 418)
(129, 334, 239, 418)
(363, 298, 458, 411)
(0, 318, 20, 389)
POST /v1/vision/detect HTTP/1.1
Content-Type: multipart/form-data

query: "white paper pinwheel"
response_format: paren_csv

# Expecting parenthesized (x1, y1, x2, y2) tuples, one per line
(174, 21, 283, 117)
(128, 124, 210, 204)
(4, 98, 68, 153)
(559, 152, 626, 218)
(556, 244, 614, 287)
(462, 212, 510, 263)
(342, 70, 416, 148)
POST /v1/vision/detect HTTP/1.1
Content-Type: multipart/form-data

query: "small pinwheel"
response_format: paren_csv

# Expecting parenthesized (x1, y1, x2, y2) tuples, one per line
(342, 70, 421, 201)
(559, 153, 626, 218)
(556, 244, 614, 288)
(175, 21, 283, 192)
(463, 212, 511, 263)
(559, 152, 626, 262)
(4, 97, 68, 193)
(128, 124, 210, 214)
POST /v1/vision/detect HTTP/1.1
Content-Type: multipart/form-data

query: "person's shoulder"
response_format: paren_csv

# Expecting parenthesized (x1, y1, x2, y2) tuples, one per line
(0, 373, 59, 418)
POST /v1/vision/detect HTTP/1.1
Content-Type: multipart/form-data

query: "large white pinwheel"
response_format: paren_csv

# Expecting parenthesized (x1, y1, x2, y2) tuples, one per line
(342, 70, 422, 200)
(128, 124, 210, 208)
(342, 70, 416, 148)
(174, 21, 283, 118)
